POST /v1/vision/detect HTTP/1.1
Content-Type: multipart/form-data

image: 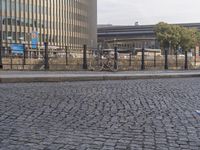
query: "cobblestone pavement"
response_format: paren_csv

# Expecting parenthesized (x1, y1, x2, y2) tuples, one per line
(0, 78, 200, 150)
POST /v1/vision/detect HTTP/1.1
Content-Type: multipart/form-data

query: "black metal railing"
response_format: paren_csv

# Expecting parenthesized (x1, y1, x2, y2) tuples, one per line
(0, 42, 199, 71)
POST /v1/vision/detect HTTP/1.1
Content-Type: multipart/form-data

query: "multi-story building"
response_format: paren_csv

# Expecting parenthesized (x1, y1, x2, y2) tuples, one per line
(98, 23, 200, 51)
(0, 0, 97, 49)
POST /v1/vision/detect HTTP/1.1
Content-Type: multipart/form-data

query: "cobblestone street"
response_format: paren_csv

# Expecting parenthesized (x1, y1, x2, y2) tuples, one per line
(0, 78, 200, 150)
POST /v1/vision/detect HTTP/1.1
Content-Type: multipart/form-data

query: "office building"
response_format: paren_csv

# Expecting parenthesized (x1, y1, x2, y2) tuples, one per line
(0, 0, 97, 49)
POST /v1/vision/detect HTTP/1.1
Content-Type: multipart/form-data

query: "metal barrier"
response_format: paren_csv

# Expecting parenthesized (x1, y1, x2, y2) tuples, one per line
(0, 42, 199, 71)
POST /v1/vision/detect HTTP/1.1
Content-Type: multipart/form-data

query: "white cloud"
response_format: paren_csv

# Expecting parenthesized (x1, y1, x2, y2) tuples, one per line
(98, 0, 200, 25)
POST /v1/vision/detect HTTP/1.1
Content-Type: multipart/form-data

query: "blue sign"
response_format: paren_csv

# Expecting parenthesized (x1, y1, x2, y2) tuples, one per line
(32, 31, 38, 49)
(11, 44, 24, 54)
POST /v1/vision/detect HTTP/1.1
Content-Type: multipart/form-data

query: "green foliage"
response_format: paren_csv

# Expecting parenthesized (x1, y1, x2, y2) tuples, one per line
(195, 31, 200, 46)
(180, 28, 195, 51)
(155, 22, 200, 52)
(155, 22, 172, 48)
(170, 25, 182, 50)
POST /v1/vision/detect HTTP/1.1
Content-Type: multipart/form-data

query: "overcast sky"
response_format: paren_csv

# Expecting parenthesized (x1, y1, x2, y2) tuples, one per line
(98, 0, 200, 25)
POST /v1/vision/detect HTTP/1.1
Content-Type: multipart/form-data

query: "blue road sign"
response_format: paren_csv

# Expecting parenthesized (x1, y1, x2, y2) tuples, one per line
(11, 44, 24, 54)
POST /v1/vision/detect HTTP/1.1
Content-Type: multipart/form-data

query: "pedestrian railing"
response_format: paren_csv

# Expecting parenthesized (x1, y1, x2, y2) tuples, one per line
(0, 42, 199, 71)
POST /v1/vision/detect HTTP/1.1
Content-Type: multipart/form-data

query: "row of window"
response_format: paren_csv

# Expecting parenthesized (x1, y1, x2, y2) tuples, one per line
(1, 31, 88, 45)
(109, 41, 156, 49)
(1, 9, 88, 23)
(1, 0, 88, 22)
(1, 17, 88, 34)
(0, 0, 92, 46)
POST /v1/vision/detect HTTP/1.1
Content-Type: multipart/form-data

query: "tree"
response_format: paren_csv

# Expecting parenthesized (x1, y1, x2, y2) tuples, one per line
(155, 22, 173, 49)
(195, 31, 200, 46)
(180, 28, 196, 52)
(155, 22, 200, 53)
(170, 25, 182, 53)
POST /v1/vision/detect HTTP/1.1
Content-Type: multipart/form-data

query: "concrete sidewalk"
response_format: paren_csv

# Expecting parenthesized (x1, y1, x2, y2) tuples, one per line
(1, 70, 200, 83)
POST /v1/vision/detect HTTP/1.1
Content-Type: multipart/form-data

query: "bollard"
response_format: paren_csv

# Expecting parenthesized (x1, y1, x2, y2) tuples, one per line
(141, 47, 145, 70)
(164, 48, 168, 70)
(65, 46, 68, 66)
(0, 43, 2, 69)
(185, 51, 188, 70)
(44, 42, 49, 70)
(114, 47, 118, 70)
(83, 44, 88, 70)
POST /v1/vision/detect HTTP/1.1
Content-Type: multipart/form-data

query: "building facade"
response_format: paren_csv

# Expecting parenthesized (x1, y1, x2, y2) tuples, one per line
(98, 23, 200, 51)
(0, 0, 97, 49)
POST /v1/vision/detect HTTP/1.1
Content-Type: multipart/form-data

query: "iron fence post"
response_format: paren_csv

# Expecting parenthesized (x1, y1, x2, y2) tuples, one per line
(154, 51, 156, 68)
(0, 42, 2, 69)
(141, 47, 145, 70)
(23, 44, 26, 69)
(65, 46, 68, 66)
(195, 49, 197, 67)
(114, 47, 118, 70)
(44, 42, 49, 70)
(10, 47, 13, 70)
(100, 47, 103, 67)
(185, 51, 188, 70)
(83, 44, 88, 70)
(176, 51, 178, 69)
(164, 48, 168, 70)
(129, 53, 132, 67)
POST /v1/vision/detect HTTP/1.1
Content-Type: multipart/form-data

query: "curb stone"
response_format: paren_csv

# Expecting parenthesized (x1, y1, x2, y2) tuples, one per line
(1, 73, 200, 83)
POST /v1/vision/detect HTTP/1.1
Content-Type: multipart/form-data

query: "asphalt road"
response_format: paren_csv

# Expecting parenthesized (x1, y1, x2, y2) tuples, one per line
(0, 78, 200, 150)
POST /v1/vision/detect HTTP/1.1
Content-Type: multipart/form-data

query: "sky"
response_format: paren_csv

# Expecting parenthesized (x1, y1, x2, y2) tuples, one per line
(98, 0, 200, 25)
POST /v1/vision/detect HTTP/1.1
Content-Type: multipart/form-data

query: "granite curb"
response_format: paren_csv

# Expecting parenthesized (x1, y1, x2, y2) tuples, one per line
(1, 73, 200, 83)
